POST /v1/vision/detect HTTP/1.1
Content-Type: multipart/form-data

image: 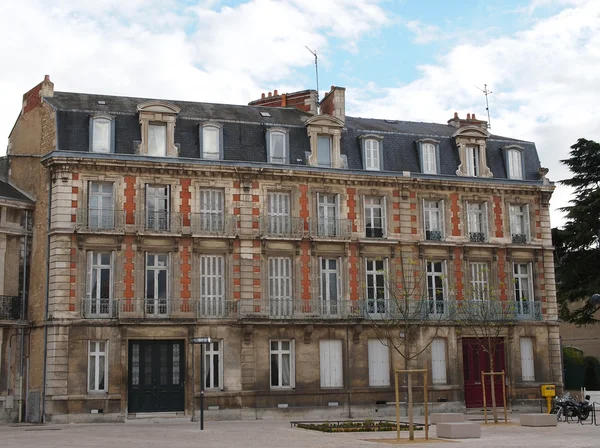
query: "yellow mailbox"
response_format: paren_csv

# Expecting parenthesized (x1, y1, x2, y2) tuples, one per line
(541, 384, 556, 413)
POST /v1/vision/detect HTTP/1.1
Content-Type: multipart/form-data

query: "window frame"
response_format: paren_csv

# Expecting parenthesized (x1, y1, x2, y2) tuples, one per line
(470, 262, 490, 301)
(88, 340, 108, 393)
(520, 337, 535, 382)
(431, 338, 447, 385)
(423, 199, 445, 241)
(426, 260, 448, 316)
(365, 258, 388, 317)
(509, 204, 531, 243)
(465, 145, 480, 177)
(417, 140, 440, 175)
(505, 146, 525, 180)
(360, 137, 383, 171)
(319, 339, 343, 388)
(147, 122, 167, 157)
(466, 201, 489, 242)
(268, 256, 293, 317)
(145, 252, 170, 315)
(319, 256, 342, 317)
(89, 115, 115, 153)
(199, 188, 225, 232)
(317, 135, 333, 167)
(266, 128, 289, 164)
(199, 254, 225, 317)
(368, 339, 390, 387)
(363, 196, 387, 238)
(204, 339, 224, 390)
(86, 251, 115, 317)
(88, 181, 115, 229)
(145, 184, 171, 231)
(270, 339, 295, 389)
(199, 122, 224, 160)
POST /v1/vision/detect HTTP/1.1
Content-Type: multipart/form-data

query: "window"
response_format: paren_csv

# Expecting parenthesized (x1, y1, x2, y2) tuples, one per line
(86, 252, 113, 317)
(204, 340, 224, 389)
(509, 204, 530, 243)
(466, 146, 480, 176)
(199, 255, 225, 317)
(426, 261, 447, 316)
(422, 143, 437, 174)
(520, 337, 535, 382)
(268, 130, 287, 164)
(319, 340, 343, 388)
(202, 125, 220, 160)
(270, 340, 295, 388)
(364, 197, 385, 238)
(366, 258, 387, 316)
(368, 339, 390, 386)
(146, 185, 170, 231)
(148, 123, 167, 157)
(145, 253, 169, 316)
(90, 117, 112, 153)
(466, 202, 488, 242)
(317, 193, 339, 237)
(88, 341, 108, 393)
(317, 136, 332, 167)
(470, 262, 489, 300)
(320, 258, 341, 316)
(423, 200, 444, 241)
(269, 257, 293, 317)
(364, 139, 381, 171)
(431, 339, 447, 385)
(199, 189, 224, 232)
(88, 182, 114, 229)
(507, 149, 523, 180)
(267, 192, 291, 235)
(514, 262, 534, 316)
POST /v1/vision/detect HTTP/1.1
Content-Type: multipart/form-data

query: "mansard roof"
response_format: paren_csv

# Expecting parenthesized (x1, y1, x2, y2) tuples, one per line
(45, 91, 543, 182)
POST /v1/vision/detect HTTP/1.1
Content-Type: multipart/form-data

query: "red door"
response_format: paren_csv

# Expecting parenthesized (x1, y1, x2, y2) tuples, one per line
(462, 338, 506, 408)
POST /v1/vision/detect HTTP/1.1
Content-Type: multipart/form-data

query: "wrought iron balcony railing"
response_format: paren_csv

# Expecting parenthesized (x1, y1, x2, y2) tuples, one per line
(360, 298, 454, 320)
(239, 299, 362, 319)
(190, 213, 238, 236)
(454, 299, 542, 322)
(76, 208, 125, 231)
(512, 233, 528, 244)
(0, 296, 22, 320)
(425, 230, 443, 241)
(117, 298, 239, 319)
(258, 216, 305, 238)
(135, 211, 183, 233)
(81, 298, 118, 318)
(469, 232, 487, 243)
(308, 218, 352, 239)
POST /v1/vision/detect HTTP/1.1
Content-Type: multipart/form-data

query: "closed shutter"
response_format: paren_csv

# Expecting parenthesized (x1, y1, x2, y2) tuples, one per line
(200, 255, 224, 315)
(431, 339, 447, 385)
(520, 337, 535, 382)
(86, 251, 94, 299)
(319, 340, 343, 388)
(368, 339, 390, 386)
(524, 205, 531, 241)
(439, 200, 445, 238)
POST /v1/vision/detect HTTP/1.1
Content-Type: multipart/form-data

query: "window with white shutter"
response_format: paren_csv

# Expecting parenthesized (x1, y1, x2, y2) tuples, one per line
(431, 339, 447, 385)
(365, 139, 380, 171)
(267, 192, 291, 235)
(269, 257, 293, 317)
(319, 340, 343, 388)
(508, 149, 523, 180)
(368, 339, 390, 386)
(470, 262, 489, 301)
(422, 143, 437, 174)
(199, 189, 224, 232)
(199, 255, 225, 317)
(520, 337, 535, 382)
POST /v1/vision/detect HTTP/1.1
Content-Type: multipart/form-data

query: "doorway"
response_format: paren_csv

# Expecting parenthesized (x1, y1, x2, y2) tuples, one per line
(462, 338, 506, 408)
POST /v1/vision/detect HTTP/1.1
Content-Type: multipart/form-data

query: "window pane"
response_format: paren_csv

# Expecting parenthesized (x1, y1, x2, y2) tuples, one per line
(271, 353, 279, 386)
(89, 355, 96, 390)
(98, 355, 106, 390)
(317, 137, 331, 167)
(148, 124, 167, 157)
(271, 133, 285, 163)
(203, 127, 219, 159)
(92, 119, 111, 153)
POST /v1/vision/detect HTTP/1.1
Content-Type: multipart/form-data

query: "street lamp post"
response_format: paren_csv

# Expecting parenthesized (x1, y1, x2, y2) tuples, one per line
(190, 337, 212, 430)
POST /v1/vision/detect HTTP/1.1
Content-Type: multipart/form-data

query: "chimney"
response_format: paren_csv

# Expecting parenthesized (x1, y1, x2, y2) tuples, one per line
(447, 111, 487, 130)
(319, 86, 346, 124)
(22, 74, 54, 115)
(248, 89, 318, 115)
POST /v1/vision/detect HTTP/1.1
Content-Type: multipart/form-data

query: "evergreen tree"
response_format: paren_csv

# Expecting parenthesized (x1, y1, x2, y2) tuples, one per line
(554, 138, 600, 324)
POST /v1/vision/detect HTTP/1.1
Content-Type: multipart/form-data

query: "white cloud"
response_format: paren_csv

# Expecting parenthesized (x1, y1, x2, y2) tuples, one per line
(347, 0, 600, 227)
(406, 20, 443, 44)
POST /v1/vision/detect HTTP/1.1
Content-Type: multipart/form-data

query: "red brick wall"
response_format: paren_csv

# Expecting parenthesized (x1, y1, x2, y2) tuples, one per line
(180, 239, 191, 300)
(124, 176, 136, 225)
(180, 179, 191, 227)
(300, 240, 311, 301)
(123, 236, 135, 300)
(493, 196, 504, 238)
(450, 193, 460, 236)
(348, 244, 359, 300)
(346, 187, 357, 232)
(453, 247, 464, 300)
(497, 249, 508, 301)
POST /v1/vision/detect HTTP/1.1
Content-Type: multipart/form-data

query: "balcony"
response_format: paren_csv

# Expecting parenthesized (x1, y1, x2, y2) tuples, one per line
(425, 230, 443, 241)
(258, 216, 305, 238)
(0, 296, 22, 320)
(469, 232, 487, 243)
(308, 218, 352, 239)
(135, 211, 183, 234)
(240, 299, 362, 320)
(361, 299, 453, 320)
(512, 233, 528, 244)
(190, 213, 238, 237)
(455, 299, 542, 322)
(76, 208, 125, 232)
(81, 298, 118, 318)
(365, 226, 385, 239)
(117, 298, 239, 319)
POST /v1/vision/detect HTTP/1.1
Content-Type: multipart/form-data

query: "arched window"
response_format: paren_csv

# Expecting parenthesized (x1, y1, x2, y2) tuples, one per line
(422, 143, 437, 174)
(364, 139, 380, 171)
(507, 149, 523, 179)
(90, 116, 113, 153)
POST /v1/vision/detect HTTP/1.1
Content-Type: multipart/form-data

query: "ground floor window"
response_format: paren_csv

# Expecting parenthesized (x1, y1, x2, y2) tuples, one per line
(88, 340, 108, 393)
(520, 337, 535, 382)
(270, 339, 295, 388)
(204, 340, 224, 389)
(431, 338, 447, 385)
(368, 339, 390, 386)
(319, 340, 343, 388)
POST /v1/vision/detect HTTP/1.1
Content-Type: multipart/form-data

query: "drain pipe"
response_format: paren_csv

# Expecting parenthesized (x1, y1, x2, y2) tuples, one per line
(346, 325, 352, 418)
(41, 177, 52, 423)
(18, 210, 30, 422)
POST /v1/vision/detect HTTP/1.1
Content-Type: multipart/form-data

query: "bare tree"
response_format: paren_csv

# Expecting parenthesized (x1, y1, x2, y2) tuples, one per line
(363, 246, 452, 439)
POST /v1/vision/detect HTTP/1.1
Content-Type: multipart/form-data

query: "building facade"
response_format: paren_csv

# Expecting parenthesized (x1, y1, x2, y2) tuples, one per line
(3, 76, 561, 423)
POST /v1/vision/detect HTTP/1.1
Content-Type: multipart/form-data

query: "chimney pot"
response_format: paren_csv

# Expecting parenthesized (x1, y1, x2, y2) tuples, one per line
(44, 75, 50, 82)
(268, 92, 272, 97)
(467, 113, 471, 120)
(472, 113, 476, 120)
(261, 93, 265, 99)
(281, 93, 287, 107)
(274, 89, 278, 96)
(454, 112, 458, 119)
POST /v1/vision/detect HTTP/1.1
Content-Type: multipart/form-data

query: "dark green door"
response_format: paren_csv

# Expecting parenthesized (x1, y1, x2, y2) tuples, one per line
(128, 340, 185, 413)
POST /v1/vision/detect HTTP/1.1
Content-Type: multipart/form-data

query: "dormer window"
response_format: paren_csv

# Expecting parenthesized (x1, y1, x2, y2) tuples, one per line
(89, 115, 114, 153)
(266, 128, 289, 164)
(200, 123, 223, 160)
(365, 139, 380, 171)
(417, 139, 440, 174)
(453, 125, 493, 178)
(466, 146, 480, 177)
(148, 123, 167, 157)
(506, 147, 524, 180)
(317, 136, 332, 167)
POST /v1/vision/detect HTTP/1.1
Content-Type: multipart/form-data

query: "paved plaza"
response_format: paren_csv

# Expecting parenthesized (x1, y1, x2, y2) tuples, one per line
(1, 418, 599, 448)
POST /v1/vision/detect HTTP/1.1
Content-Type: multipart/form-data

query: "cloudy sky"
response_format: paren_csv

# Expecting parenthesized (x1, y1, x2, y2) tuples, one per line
(2, 0, 599, 227)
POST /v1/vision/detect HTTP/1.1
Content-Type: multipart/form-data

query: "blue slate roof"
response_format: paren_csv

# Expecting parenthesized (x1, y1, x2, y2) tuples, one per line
(45, 91, 543, 182)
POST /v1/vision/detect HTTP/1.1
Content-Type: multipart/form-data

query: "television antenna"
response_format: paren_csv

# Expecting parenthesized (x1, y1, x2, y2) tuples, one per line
(476, 84, 493, 129)
(305, 46, 320, 109)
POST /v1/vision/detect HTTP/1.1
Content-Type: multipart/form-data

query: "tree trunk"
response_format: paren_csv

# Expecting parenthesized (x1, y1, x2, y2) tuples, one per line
(490, 356, 498, 424)
(408, 373, 414, 440)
